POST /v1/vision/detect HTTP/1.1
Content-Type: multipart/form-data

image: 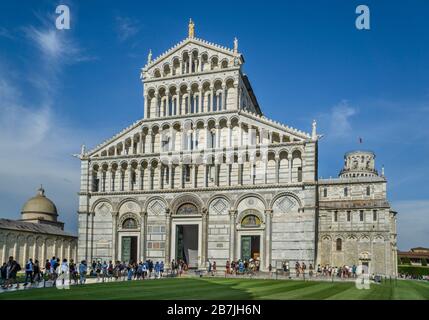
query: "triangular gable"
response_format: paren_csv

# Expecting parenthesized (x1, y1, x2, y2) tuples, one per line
(87, 118, 144, 158)
(239, 110, 311, 141)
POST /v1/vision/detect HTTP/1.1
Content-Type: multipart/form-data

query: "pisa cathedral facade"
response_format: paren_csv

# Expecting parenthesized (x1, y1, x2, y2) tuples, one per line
(77, 22, 398, 276)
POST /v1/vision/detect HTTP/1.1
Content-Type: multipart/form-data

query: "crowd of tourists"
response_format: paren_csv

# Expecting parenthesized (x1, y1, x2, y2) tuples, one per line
(79, 259, 167, 283)
(279, 261, 358, 279)
(221, 259, 261, 276)
(170, 259, 188, 276)
(0, 255, 170, 290)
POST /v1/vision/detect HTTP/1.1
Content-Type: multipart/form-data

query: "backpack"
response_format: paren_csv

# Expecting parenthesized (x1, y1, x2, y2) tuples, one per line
(15, 263, 21, 272)
(26, 262, 31, 270)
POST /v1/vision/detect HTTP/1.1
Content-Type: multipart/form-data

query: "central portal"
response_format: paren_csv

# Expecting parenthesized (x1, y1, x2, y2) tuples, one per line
(176, 225, 199, 268)
(241, 235, 260, 261)
(121, 236, 138, 263)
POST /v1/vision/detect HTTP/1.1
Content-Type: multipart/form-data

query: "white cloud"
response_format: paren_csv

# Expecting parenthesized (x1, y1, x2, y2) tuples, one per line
(0, 15, 95, 234)
(0, 73, 84, 232)
(393, 200, 429, 250)
(24, 22, 93, 67)
(328, 100, 357, 138)
(115, 16, 140, 42)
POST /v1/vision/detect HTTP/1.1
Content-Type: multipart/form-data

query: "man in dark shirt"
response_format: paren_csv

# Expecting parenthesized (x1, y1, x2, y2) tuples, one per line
(5, 256, 20, 289)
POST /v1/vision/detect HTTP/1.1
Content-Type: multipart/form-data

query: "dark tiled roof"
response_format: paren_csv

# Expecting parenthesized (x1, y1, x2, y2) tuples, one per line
(0, 219, 76, 238)
(411, 247, 429, 251)
(398, 251, 429, 259)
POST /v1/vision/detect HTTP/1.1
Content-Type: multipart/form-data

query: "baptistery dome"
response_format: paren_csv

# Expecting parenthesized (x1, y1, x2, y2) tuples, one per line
(21, 186, 63, 229)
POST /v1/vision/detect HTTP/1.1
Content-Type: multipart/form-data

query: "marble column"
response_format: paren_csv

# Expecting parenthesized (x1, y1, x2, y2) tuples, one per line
(148, 130, 153, 153)
(288, 155, 293, 183)
(140, 212, 146, 261)
(227, 121, 232, 148)
(170, 164, 174, 189)
(222, 85, 227, 111)
(275, 156, 280, 184)
(229, 210, 237, 262)
(198, 87, 202, 113)
(159, 164, 163, 189)
(155, 92, 160, 117)
(215, 124, 221, 149)
(139, 131, 144, 154)
(164, 209, 171, 264)
(201, 209, 208, 268)
(204, 163, 208, 187)
(112, 212, 118, 261)
(180, 162, 185, 188)
(265, 209, 273, 270)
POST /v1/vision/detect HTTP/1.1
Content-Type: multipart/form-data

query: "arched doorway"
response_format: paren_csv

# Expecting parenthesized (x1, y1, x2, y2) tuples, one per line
(236, 209, 265, 269)
(170, 202, 203, 269)
(118, 215, 140, 263)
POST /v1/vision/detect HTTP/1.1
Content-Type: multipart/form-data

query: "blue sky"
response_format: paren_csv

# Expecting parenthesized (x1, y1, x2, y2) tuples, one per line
(0, 0, 428, 250)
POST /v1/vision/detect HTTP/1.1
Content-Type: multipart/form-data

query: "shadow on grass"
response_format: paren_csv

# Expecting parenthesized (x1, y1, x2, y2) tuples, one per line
(0, 278, 254, 300)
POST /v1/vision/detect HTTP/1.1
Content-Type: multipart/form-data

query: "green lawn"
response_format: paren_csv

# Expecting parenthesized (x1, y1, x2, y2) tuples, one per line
(1, 277, 428, 300)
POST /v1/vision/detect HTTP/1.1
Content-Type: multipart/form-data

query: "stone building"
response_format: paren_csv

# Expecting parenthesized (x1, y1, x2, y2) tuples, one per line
(77, 21, 397, 275)
(318, 151, 398, 275)
(0, 187, 78, 265)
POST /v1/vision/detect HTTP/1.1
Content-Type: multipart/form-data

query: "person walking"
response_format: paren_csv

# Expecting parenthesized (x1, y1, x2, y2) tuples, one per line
(33, 259, 41, 283)
(160, 261, 164, 278)
(225, 260, 230, 276)
(79, 260, 87, 285)
(212, 261, 217, 276)
(5, 256, 21, 289)
(24, 258, 34, 286)
(142, 262, 147, 280)
(207, 260, 212, 276)
(127, 262, 133, 280)
(69, 259, 78, 284)
(1, 262, 7, 288)
(154, 261, 160, 279)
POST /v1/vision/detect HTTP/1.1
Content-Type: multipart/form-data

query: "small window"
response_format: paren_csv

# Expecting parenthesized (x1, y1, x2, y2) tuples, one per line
(360, 210, 364, 222)
(184, 165, 191, 182)
(344, 187, 348, 197)
(347, 211, 351, 222)
(336, 238, 342, 251)
(373, 210, 377, 221)
(93, 176, 99, 192)
(334, 211, 338, 222)
(297, 167, 303, 182)
(323, 188, 327, 198)
(210, 131, 216, 148)
(366, 186, 371, 196)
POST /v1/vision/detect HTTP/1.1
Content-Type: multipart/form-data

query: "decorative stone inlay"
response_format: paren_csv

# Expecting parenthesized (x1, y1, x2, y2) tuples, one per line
(97, 203, 110, 216)
(211, 198, 227, 215)
(274, 196, 296, 212)
(148, 200, 164, 215)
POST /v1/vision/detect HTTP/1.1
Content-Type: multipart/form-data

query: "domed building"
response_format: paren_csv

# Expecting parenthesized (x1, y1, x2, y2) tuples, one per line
(0, 187, 77, 265)
(21, 186, 64, 229)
